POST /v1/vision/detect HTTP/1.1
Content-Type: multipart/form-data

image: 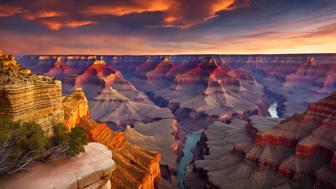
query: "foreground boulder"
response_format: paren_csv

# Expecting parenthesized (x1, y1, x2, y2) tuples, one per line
(0, 143, 116, 189)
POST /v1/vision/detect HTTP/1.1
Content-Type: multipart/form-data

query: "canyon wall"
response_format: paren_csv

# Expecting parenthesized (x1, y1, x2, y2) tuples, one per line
(0, 55, 64, 134)
(0, 56, 90, 133)
(20, 54, 336, 188)
(1, 54, 164, 189)
(21, 54, 336, 119)
(195, 91, 336, 189)
(21, 56, 180, 184)
(220, 54, 336, 117)
(80, 119, 162, 189)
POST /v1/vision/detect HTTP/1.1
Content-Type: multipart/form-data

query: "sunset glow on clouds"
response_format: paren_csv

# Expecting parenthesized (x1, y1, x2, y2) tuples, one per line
(0, 0, 335, 54)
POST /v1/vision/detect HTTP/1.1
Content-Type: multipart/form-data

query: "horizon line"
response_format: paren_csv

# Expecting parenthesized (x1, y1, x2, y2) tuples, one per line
(17, 52, 336, 56)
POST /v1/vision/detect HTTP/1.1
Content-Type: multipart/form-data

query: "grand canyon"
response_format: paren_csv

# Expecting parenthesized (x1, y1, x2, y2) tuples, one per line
(1, 0, 336, 189)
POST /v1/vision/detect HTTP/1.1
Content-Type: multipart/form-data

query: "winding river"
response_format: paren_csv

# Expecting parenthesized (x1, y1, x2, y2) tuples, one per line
(177, 131, 202, 189)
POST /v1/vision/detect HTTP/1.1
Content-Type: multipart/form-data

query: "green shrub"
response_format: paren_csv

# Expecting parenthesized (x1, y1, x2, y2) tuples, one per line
(68, 126, 88, 156)
(0, 119, 88, 175)
(51, 124, 88, 156)
(0, 119, 47, 175)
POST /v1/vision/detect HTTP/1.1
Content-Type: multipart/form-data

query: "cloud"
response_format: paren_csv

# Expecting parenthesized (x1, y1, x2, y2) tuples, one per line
(1, 0, 336, 54)
(161, 0, 250, 28)
(83, 1, 170, 16)
(41, 20, 96, 30)
(0, 0, 249, 30)
(23, 10, 64, 20)
(0, 4, 24, 17)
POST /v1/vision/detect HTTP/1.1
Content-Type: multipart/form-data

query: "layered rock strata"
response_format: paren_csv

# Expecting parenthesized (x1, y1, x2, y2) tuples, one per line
(0, 55, 64, 133)
(195, 91, 336, 189)
(62, 88, 89, 130)
(1, 54, 167, 189)
(80, 119, 162, 189)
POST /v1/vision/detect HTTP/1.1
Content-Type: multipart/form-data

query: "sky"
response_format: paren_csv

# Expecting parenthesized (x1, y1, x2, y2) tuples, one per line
(1, 0, 336, 55)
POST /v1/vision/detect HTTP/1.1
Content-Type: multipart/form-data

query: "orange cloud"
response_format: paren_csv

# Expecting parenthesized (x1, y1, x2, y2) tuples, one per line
(0, 0, 249, 30)
(66, 20, 96, 28)
(1, 23, 336, 55)
(41, 20, 95, 31)
(41, 20, 63, 31)
(84, 1, 170, 16)
(162, 0, 249, 29)
(211, 0, 236, 14)
(83, 0, 249, 28)
(0, 4, 23, 17)
(24, 10, 64, 20)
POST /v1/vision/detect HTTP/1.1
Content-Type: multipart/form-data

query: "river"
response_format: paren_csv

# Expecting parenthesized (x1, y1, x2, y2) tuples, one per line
(268, 102, 279, 118)
(177, 131, 202, 189)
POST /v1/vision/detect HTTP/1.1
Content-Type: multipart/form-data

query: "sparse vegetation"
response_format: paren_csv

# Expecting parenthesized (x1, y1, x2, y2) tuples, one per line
(0, 118, 88, 175)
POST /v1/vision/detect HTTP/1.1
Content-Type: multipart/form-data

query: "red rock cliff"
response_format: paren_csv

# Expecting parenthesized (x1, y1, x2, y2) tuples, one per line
(80, 119, 161, 189)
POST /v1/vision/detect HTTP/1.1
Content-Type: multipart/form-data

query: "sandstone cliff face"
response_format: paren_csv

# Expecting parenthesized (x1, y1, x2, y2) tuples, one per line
(0, 56, 64, 134)
(19, 55, 179, 186)
(80, 119, 161, 189)
(0, 81, 65, 134)
(1, 54, 167, 189)
(62, 88, 89, 130)
(0, 54, 93, 134)
(0, 143, 116, 189)
(195, 91, 336, 189)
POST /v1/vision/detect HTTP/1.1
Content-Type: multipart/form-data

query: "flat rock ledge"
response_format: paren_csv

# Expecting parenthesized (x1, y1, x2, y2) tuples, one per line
(0, 142, 116, 189)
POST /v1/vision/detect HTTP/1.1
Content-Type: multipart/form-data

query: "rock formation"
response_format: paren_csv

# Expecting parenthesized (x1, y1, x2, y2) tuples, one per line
(223, 54, 336, 117)
(0, 54, 91, 134)
(127, 56, 266, 137)
(0, 143, 116, 189)
(79, 119, 162, 189)
(0, 53, 167, 189)
(46, 57, 81, 94)
(21, 54, 336, 120)
(74, 58, 149, 103)
(0, 54, 64, 134)
(89, 86, 174, 128)
(195, 91, 336, 189)
(19, 54, 336, 188)
(62, 88, 89, 130)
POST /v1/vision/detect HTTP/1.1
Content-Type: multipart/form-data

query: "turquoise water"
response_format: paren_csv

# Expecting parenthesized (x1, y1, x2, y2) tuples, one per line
(268, 102, 279, 118)
(177, 132, 202, 189)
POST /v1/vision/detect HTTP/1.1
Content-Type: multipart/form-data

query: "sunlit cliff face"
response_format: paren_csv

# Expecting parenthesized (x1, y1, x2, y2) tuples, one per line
(0, 0, 336, 54)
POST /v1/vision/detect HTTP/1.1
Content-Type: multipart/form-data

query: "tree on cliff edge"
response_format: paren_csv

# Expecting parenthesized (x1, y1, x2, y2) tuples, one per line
(0, 119, 88, 175)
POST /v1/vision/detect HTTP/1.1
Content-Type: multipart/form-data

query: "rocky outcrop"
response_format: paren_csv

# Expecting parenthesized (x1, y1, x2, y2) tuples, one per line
(124, 118, 180, 182)
(0, 54, 91, 134)
(80, 119, 161, 189)
(195, 91, 336, 189)
(74, 58, 149, 103)
(0, 55, 64, 134)
(46, 57, 81, 95)
(62, 88, 89, 130)
(0, 143, 116, 189)
(1, 53, 168, 189)
(89, 86, 173, 128)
